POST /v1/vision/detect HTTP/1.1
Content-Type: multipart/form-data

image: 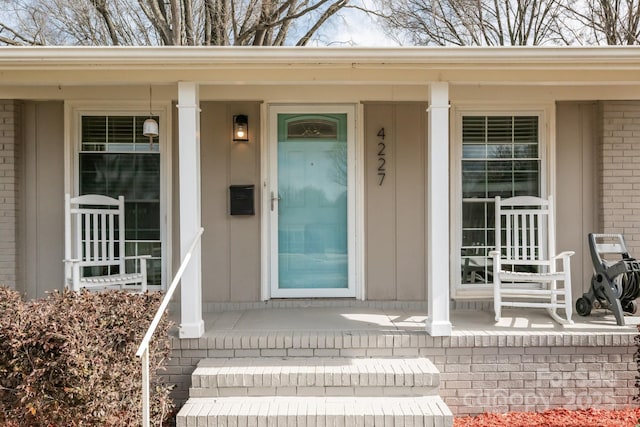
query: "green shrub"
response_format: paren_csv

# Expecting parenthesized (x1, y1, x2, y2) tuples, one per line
(0, 287, 173, 426)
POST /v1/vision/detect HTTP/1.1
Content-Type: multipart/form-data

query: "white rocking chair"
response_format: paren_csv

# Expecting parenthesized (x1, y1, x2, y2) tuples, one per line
(489, 195, 574, 324)
(64, 194, 149, 292)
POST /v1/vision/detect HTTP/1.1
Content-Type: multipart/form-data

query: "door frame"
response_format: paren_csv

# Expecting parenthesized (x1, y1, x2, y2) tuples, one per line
(261, 103, 362, 299)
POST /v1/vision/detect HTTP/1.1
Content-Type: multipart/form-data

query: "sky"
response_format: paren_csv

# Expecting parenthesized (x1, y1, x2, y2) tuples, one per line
(310, 1, 403, 47)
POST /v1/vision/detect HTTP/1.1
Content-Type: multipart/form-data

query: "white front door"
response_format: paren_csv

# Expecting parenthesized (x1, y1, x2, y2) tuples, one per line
(268, 105, 356, 298)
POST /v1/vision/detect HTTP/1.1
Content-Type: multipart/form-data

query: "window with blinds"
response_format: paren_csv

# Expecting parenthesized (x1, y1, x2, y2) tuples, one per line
(81, 115, 159, 152)
(460, 115, 540, 286)
(79, 115, 162, 287)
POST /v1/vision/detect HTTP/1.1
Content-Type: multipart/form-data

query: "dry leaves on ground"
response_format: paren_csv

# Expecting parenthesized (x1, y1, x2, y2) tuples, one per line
(455, 407, 640, 427)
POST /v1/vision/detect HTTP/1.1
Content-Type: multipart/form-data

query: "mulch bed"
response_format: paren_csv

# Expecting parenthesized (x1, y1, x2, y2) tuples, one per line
(455, 408, 640, 427)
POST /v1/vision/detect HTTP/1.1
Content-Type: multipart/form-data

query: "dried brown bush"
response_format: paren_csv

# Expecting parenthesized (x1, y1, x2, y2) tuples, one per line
(636, 324, 640, 404)
(0, 287, 173, 426)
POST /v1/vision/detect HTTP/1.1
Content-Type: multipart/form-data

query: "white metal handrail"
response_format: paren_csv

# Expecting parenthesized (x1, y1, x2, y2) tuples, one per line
(136, 227, 204, 427)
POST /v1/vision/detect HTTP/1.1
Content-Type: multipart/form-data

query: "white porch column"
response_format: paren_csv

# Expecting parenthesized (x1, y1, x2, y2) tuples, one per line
(425, 82, 452, 336)
(178, 82, 204, 339)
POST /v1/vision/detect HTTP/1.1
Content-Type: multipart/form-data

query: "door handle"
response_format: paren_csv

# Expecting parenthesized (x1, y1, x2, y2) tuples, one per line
(270, 191, 281, 211)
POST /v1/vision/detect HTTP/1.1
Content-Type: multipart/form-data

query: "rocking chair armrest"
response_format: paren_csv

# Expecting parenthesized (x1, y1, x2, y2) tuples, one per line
(63, 258, 82, 264)
(488, 250, 501, 271)
(552, 251, 575, 260)
(123, 255, 152, 260)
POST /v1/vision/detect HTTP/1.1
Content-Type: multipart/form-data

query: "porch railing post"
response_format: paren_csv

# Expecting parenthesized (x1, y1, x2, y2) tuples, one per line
(141, 348, 150, 427)
(136, 228, 203, 427)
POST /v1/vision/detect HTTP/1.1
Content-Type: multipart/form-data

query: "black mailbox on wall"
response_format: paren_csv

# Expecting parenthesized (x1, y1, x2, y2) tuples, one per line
(229, 185, 255, 215)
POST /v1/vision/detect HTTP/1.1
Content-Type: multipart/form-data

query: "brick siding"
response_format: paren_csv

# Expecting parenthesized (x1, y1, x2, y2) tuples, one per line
(0, 101, 20, 289)
(601, 101, 640, 253)
(165, 331, 636, 416)
(436, 341, 635, 415)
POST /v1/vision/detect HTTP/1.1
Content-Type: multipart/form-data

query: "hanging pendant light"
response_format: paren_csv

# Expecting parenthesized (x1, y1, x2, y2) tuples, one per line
(143, 85, 159, 148)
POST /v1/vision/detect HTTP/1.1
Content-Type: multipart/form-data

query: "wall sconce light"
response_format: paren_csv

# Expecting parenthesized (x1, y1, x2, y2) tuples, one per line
(143, 86, 159, 148)
(233, 115, 249, 142)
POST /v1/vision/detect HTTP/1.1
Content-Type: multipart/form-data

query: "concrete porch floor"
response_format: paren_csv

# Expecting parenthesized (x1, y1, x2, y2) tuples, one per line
(172, 305, 640, 337)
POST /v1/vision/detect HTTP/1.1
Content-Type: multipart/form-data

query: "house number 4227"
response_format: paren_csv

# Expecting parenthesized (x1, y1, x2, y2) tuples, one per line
(377, 128, 386, 186)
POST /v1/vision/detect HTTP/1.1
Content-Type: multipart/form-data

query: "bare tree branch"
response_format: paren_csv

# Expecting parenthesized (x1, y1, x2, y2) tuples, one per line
(140, 0, 173, 45)
(0, 0, 352, 46)
(376, 0, 569, 45)
(296, 0, 348, 45)
(183, 0, 196, 45)
(566, 0, 640, 44)
(90, 0, 120, 45)
(0, 23, 42, 45)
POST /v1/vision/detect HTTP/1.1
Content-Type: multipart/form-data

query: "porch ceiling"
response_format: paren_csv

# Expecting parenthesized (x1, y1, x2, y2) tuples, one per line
(1, 46, 640, 87)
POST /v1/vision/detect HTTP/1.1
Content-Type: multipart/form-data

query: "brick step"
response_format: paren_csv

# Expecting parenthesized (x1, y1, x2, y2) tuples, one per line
(189, 357, 440, 398)
(176, 396, 453, 427)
